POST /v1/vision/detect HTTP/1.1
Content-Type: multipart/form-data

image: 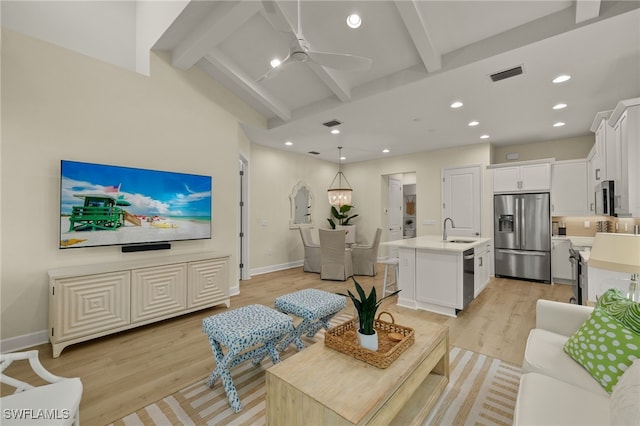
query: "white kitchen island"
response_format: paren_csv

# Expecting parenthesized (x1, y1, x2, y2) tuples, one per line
(382, 236, 492, 317)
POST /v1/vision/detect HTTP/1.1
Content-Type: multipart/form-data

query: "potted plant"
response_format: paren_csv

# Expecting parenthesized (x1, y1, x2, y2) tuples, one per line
(338, 277, 401, 351)
(328, 204, 359, 244)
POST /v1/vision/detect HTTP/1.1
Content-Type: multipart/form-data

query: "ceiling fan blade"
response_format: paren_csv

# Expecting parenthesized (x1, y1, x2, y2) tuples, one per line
(256, 54, 293, 83)
(261, 0, 295, 33)
(306, 51, 372, 71)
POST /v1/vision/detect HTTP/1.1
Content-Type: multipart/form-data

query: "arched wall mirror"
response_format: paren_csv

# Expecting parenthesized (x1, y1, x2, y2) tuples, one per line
(290, 181, 313, 229)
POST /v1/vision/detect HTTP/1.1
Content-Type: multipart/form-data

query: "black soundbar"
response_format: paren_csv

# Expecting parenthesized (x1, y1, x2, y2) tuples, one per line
(122, 243, 171, 253)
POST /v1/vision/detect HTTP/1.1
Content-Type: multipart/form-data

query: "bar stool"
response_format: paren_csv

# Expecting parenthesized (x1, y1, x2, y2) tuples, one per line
(380, 257, 399, 295)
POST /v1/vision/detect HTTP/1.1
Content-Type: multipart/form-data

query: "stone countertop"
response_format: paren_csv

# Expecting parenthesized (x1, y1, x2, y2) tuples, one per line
(382, 235, 492, 253)
(551, 235, 594, 247)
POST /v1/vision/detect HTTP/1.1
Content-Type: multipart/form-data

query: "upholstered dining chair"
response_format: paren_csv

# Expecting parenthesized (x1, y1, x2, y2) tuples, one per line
(319, 228, 354, 281)
(352, 228, 382, 276)
(1, 350, 83, 426)
(299, 227, 321, 273)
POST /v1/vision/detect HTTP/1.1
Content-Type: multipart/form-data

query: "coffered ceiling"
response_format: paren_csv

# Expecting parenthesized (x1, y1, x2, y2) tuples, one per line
(154, 1, 640, 163)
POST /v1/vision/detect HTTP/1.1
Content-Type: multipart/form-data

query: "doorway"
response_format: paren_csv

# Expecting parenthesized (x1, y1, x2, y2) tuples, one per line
(384, 172, 416, 258)
(239, 156, 250, 280)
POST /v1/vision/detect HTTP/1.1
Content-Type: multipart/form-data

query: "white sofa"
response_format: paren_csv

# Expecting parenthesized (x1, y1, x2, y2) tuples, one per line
(514, 299, 636, 426)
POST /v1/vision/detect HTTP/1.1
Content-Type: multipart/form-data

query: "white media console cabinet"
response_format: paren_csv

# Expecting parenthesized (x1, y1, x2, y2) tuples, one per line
(48, 251, 230, 357)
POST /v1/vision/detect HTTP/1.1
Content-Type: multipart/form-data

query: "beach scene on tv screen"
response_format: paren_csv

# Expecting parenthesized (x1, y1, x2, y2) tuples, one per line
(60, 161, 212, 248)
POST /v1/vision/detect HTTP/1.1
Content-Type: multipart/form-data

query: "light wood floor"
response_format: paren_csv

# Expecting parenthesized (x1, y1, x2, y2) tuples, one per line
(2, 266, 572, 425)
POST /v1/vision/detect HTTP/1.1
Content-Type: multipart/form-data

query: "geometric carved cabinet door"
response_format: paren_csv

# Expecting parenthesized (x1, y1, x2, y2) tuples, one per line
(187, 258, 229, 308)
(52, 271, 131, 342)
(131, 263, 187, 323)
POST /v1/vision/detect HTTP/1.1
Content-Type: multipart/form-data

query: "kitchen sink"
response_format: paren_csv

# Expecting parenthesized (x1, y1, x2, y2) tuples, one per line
(446, 239, 475, 244)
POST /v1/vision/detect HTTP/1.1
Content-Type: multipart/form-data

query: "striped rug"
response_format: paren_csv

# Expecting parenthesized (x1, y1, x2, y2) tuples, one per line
(111, 315, 521, 426)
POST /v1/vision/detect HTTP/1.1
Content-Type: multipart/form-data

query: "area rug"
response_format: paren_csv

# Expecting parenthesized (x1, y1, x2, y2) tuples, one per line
(110, 315, 521, 426)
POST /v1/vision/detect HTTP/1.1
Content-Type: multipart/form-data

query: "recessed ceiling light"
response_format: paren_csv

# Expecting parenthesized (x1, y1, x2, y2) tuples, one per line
(552, 74, 571, 83)
(553, 122, 566, 127)
(450, 101, 464, 109)
(331, 129, 340, 134)
(284, 141, 293, 146)
(270, 58, 281, 68)
(553, 103, 567, 110)
(480, 134, 490, 139)
(468, 121, 479, 126)
(340, 156, 346, 161)
(346, 14, 362, 29)
(382, 149, 390, 153)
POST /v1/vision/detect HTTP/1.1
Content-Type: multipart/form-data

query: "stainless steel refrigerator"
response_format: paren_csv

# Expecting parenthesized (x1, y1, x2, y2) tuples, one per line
(494, 193, 551, 283)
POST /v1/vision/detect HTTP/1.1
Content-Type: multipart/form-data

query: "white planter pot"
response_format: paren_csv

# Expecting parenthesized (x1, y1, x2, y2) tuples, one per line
(336, 225, 356, 244)
(357, 329, 378, 351)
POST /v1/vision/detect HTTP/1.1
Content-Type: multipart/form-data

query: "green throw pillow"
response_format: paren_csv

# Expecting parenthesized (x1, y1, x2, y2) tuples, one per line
(564, 307, 640, 393)
(597, 288, 640, 334)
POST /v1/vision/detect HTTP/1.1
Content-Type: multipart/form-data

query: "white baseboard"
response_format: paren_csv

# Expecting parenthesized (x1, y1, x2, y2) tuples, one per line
(250, 260, 302, 276)
(1, 330, 49, 354)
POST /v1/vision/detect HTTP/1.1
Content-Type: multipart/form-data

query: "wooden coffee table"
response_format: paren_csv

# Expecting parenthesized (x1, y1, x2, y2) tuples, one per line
(266, 305, 449, 425)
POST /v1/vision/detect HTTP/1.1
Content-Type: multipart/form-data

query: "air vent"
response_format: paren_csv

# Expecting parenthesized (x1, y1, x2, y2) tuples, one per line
(322, 119, 342, 128)
(308, 151, 320, 155)
(490, 65, 524, 82)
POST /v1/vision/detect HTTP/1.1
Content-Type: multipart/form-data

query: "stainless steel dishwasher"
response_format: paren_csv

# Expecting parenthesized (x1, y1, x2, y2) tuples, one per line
(463, 248, 475, 308)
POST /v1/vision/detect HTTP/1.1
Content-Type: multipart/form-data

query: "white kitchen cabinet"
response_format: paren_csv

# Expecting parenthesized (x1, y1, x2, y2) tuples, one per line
(609, 99, 640, 217)
(474, 241, 492, 296)
(49, 251, 230, 357)
(587, 146, 596, 213)
(416, 250, 460, 309)
(590, 112, 617, 183)
(551, 159, 589, 216)
(492, 162, 551, 193)
(551, 238, 572, 283)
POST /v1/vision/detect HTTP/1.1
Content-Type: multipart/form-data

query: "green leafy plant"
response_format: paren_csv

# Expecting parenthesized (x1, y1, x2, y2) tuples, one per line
(327, 204, 359, 229)
(338, 277, 401, 335)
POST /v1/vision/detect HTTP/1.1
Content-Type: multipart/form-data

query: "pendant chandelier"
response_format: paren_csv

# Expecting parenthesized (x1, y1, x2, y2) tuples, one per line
(327, 146, 353, 207)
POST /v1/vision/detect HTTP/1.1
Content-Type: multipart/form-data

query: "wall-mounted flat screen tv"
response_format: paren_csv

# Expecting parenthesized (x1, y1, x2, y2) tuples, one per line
(60, 160, 212, 249)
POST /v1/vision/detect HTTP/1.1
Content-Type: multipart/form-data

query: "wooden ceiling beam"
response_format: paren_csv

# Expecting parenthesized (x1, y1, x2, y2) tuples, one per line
(204, 50, 292, 122)
(575, 0, 601, 23)
(394, 0, 441, 73)
(172, 1, 261, 70)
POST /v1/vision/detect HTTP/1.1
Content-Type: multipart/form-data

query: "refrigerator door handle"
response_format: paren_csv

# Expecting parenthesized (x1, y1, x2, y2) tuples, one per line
(498, 249, 548, 256)
(521, 196, 526, 248)
(514, 196, 520, 247)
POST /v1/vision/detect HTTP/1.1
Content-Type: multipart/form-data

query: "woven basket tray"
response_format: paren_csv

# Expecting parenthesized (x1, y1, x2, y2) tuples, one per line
(324, 311, 414, 369)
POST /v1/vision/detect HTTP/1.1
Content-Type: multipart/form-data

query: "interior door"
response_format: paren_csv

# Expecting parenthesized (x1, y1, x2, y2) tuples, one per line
(442, 166, 481, 237)
(388, 176, 403, 257)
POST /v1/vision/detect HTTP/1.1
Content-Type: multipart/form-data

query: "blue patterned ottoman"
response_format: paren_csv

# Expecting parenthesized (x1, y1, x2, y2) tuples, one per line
(275, 289, 346, 351)
(202, 304, 294, 412)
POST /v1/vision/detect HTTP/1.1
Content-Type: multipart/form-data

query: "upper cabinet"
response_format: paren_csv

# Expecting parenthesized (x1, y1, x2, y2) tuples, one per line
(551, 159, 589, 216)
(590, 111, 618, 184)
(609, 98, 640, 217)
(492, 161, 552, 193)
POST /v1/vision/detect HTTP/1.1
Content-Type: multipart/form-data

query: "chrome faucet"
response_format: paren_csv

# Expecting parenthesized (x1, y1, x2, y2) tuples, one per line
(443, 217, 455, 241)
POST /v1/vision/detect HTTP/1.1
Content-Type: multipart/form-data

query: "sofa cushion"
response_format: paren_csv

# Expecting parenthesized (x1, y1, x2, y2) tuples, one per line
(610, 359, 640, 426)
(514, 372, 610, 426)
(523, 328, 608, 396)
(564, 307, 640, 393)
(597, 288, 640, 334)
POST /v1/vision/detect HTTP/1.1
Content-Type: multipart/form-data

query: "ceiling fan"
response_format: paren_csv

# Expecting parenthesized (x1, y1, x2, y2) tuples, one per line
(257, 0, 373, 82)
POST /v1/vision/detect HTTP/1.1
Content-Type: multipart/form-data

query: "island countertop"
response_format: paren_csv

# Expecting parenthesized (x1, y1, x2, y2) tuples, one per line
(382, 235, 492, 253)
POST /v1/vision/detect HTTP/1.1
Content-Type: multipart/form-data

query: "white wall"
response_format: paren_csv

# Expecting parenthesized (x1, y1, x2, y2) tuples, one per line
(342, 143, 493, 256)
(248, 144, 336, 274)
(493, 135, 594, 164)
(2, 1, 138, 72)
(1, 29, 265, 343)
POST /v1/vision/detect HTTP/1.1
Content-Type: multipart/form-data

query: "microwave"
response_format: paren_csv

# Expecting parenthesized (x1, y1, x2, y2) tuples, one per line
(595, 180, 616, 216)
